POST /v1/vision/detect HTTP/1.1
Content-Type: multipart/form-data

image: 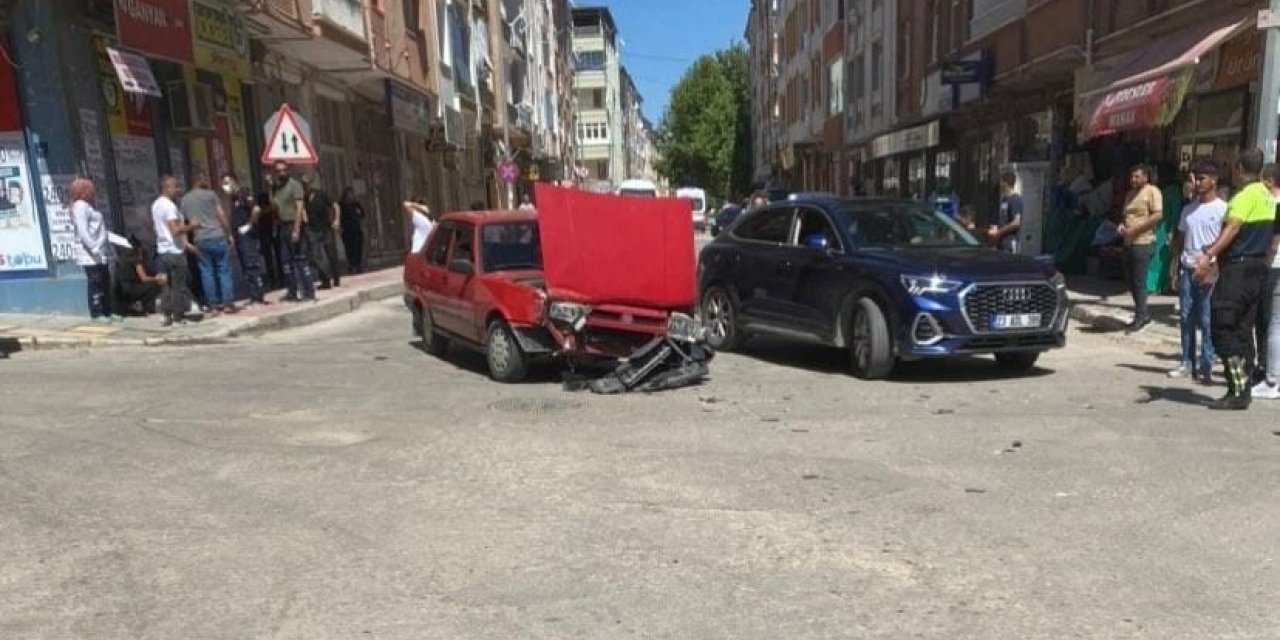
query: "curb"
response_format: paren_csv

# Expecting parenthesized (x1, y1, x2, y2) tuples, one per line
(13, 281, 404, 351)
(1068, 302, 1180, 347)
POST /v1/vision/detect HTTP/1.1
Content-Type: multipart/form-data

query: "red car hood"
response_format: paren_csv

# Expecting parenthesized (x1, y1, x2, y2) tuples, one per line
(534, 184, 696, 309)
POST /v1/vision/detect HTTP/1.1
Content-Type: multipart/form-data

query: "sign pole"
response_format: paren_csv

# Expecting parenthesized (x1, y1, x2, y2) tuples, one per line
(1255, 2, 1280, 161)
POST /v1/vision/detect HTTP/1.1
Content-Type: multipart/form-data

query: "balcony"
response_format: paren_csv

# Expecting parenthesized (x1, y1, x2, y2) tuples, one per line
(313, 0, 366, 40)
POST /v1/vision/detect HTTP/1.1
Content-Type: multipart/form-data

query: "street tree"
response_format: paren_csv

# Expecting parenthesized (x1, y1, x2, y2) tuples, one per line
(657, 44, 752, 204)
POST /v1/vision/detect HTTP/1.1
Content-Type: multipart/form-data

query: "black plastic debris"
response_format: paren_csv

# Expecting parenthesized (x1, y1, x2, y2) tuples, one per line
(564, 337, 714, 394)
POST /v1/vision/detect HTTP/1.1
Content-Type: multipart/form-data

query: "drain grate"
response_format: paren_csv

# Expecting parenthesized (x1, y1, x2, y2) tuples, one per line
(487, 397, 581, 413)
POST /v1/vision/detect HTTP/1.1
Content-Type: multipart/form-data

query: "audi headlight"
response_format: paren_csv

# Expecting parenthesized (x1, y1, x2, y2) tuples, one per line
(667, 312, 704, 343)
(548, 301, 591, 331)
(900, 275, 964, 296)
(1049, 271, 1067, 291)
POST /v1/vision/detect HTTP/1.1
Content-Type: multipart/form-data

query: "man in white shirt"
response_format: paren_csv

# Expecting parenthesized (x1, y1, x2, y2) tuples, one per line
(403, 199, 436, 254)
(152, 176, 200, 326)
(1168, 160, 1227, 383)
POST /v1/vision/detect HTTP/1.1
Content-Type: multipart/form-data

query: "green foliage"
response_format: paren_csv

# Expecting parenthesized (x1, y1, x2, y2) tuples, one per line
(656, 44, 752, 202)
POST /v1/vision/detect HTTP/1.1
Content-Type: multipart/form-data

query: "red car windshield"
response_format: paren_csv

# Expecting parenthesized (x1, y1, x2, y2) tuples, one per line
(482, 222, 542, 272)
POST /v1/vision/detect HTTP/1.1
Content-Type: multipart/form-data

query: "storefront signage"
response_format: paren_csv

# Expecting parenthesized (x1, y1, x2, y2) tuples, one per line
(0, 134, 48, 275)
(113, 135, 160, 243)
(1086, 71, 1192, 139)
(1212, 32, 1261, 91)
(42, 174, 78, 264)
(386, 80, 431, 134)
(941, 60, 982, 85)
(192, 0, 251, 77)
(107, 47, 163, 97)
(114, 0, 195, 65)
(869, 121, 941, 159)
(0, 37, 20, 132)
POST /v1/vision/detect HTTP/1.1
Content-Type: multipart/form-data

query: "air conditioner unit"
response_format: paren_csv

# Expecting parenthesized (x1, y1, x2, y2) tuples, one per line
(167, 81, 214, 132)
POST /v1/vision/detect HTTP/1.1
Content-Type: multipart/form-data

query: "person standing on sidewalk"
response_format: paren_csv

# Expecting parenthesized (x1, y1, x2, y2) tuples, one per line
(222, 172, 268, 306)
(182, 172, 237, 315)
(271, 161, 315, 302)
(69, 178, 119, 323)
(1194, 148, 1276, 410)
(339, 187, 366, 274)
(1116, 165, 1164, 334)
(403, 199, 435, 253)
(988, 171, 1023, 253)
(152, 176, 200, 326)
(302, 175, 342, 290)
(1249, 164, 1280, 399)
(1167, 161, 1226, 384)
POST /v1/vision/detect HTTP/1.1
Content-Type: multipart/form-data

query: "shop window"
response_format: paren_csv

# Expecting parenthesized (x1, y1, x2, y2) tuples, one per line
(883, 159, 900, 195)
(828, 59, 844, 116)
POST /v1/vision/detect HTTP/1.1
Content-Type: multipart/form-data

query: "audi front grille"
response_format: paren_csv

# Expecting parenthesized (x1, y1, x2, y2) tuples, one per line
(961, 283, 1060, 334)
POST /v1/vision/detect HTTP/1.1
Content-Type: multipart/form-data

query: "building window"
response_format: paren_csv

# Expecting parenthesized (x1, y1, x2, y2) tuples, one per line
(850, 52, 864, 99)
(403, 0, 420, 33)
(870, 41, 883, 92)
(577, 121, 610, 143)
(437, 0, 451, 69)
(898, 20, 910, 81)
(828, 59, 844, 116)
(575, 50, 606, 71)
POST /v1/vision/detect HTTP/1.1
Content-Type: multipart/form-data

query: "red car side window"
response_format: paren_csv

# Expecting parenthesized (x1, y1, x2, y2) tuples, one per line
(426, 226, 453, 266)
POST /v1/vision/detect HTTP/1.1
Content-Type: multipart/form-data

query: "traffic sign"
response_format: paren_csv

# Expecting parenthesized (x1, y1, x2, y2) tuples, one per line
(261, 104, 318, 165)
(498, 159, 519, 184)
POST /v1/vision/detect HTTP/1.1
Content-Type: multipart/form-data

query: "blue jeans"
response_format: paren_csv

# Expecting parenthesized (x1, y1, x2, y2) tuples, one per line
(196, 237, 235, 307)
(1178, 265, 1215, 372)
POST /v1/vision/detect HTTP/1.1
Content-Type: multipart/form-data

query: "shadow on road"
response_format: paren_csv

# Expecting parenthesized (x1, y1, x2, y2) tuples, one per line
(1116, 363, 1172, 375)
(1137, 385, 1212, 407)
(407, 340, 599, 386)
(739, 338, 1054, 384)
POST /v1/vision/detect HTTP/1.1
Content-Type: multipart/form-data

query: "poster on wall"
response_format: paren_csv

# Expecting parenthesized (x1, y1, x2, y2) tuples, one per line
(0, 133, 49, 275)
(113, 135, 160, 243)
(78, 108, 114, 218)
(169, 146, 188, 190)
(43, 174, 77, 264)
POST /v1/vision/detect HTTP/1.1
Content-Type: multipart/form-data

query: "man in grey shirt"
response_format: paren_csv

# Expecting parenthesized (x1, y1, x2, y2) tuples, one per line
(181, 172, 237, 314)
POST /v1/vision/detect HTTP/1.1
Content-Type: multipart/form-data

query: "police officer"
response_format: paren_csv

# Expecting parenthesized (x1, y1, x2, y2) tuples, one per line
(1194, 149, 1276, 410)
(221, 172, 268, 305)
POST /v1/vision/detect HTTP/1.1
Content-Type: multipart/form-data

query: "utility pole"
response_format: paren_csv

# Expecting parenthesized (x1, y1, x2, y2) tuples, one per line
(1256, 0, 1280, 161)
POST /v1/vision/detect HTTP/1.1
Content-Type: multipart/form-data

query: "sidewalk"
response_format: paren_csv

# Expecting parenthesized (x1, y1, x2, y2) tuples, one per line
(0, 267, 404, 353)
(1066, 274, 1180, 347)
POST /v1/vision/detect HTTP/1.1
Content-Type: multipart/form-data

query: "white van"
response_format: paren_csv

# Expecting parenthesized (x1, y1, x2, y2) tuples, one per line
(676, 187, 708, 231)
(618, 179, 658, 198)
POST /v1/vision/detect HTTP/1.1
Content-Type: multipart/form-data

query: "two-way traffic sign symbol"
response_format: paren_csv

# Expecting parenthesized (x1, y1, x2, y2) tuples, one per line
(261, 104, 319, 165)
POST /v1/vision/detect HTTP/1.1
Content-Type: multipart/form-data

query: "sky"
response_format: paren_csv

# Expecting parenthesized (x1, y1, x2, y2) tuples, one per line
(580, 0, 748, 124)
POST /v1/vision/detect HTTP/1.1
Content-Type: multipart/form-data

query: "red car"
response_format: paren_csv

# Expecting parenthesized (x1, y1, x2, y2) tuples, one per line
(403, 185, 706, 383)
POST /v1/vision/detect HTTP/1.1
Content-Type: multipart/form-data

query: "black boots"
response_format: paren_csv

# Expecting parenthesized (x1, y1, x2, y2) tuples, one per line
(1210, 356, 1252, 411)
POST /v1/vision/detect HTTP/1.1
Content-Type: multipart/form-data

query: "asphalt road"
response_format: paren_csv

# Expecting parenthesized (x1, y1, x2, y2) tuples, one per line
(2, 298, 1277, 639)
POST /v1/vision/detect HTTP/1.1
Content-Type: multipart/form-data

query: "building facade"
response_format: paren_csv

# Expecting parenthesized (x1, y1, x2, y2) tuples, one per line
(0, 0, 576, 314)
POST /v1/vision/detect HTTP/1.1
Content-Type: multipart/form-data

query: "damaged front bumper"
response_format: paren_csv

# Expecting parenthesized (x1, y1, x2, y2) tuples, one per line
(562, 312, 715, 394)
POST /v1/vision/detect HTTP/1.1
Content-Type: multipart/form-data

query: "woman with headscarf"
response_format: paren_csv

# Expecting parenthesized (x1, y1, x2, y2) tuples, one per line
(70, 177, 119, 322)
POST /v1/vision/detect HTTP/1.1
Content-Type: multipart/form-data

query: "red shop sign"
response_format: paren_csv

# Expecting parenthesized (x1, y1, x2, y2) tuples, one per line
(114, 0, 194, 64)
(1087, 76, 1173, 139)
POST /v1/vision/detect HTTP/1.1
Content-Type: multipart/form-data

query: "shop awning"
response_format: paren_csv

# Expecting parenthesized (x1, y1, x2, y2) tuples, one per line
(1080, 13, 1252, 140)
(106, 47, 162, 98)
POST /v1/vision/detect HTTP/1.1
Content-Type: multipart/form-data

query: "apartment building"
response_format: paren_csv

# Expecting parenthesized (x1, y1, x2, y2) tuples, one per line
(746, 0, 781, 186)
(569, 6, 622, 188)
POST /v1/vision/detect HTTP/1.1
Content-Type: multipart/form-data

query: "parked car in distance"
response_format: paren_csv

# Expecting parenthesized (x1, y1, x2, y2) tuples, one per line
(618, 179, 658, 198)
(697, 195, 1068, 379)
(404, 187, 706, 383)
(676, 187, 708, 231)
(710, 202, 743, 237)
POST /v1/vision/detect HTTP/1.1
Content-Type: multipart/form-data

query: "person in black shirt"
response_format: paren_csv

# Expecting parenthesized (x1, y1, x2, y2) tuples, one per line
(113, 239, 165, 315)
(222, 172, 268, 305)
(338, 187, 366, 274)
(302, 175, 342, 289)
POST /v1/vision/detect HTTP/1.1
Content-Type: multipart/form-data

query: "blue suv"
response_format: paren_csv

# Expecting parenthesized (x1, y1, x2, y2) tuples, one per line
(697, 194, 1068, 379)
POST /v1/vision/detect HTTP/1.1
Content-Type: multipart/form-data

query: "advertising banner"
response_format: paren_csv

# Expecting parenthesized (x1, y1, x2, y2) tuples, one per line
(192, 0, 251, 77)
(43, 174, 78, 264)
(115, 0, 195, 64)
(0, 134, 48, 275)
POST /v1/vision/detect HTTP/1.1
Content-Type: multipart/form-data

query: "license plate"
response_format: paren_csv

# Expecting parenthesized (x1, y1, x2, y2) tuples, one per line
(991, 313, 1041, 330)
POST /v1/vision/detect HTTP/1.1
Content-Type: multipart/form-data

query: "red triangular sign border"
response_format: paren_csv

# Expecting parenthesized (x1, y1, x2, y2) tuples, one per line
(261, 103, 320, 165)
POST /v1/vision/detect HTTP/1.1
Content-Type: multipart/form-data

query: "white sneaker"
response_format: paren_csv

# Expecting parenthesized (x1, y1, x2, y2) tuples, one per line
(1251, 380, 1280, 400)
(1168, 364, 1191, 379)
